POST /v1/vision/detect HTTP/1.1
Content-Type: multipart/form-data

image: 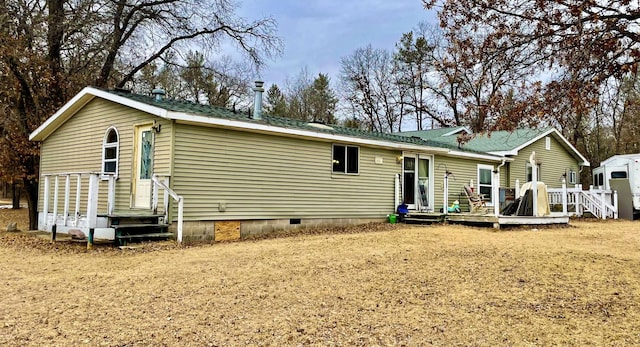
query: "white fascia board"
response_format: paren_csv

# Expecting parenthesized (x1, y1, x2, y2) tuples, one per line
(169, 112, 450, 153)
(442, 126, 471, 137)
(445, 150, 512, 162)
(30, 87, 169, 141)
(488, 150, 518, 156)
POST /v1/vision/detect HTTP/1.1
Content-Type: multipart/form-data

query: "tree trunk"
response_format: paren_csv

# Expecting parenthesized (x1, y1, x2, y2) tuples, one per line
(12, 182, 20, 209)
(24, 178, 39, 230)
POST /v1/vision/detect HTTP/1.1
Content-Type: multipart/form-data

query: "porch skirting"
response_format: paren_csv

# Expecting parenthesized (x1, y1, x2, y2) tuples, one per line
(169, 217, 386, 242)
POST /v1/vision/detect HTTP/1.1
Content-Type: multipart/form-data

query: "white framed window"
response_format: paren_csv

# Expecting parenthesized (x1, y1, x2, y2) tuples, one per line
(568, 170, 577, 184)
(477, 164, 494, 204)
(526, 163, 541, 182)
(545, 136, 551, 150)
(332, 144, 359, 174)
(102, 127, 119, 178)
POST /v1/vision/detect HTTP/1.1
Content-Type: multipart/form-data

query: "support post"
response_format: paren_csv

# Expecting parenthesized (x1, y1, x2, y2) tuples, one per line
(43, 176, 50, 230)
(532, 164, 538, 217)
(177, 197, 184, 243)
(51, 224, 57, 242)
(515, 179, 520, 199)
(63, 175, 70, 226)
(74, 174, 82, 227)
(53, 176, 59, 229)
(562, 178, 568, 216)
(601, 191, 606, 220)
(163, 177, 170, 222)
(107, 174, 115, 215)
(613, 190, 618, 219)
(152, 175, 159, 214)
(87, 228, 94, 250)
(86, 174, 99, 229)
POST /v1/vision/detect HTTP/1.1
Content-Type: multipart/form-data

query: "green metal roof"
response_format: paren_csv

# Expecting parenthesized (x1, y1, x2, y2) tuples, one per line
(401, 127, 553, 153)
(401, 126, 468, 141)
(106, 89, 491, 154)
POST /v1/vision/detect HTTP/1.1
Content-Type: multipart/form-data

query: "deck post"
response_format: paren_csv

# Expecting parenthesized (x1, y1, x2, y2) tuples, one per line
(87, 228, 94, 250)
(576, 187, 583, 216)
(51, 224, 57, 242)
(163, 177, 170, 222)
(74, 174, 82, 227)
(63, 175, 70, 226)
(531, 163, 538, 217)
(600, 191, 606, 220)
(613, 190, 618, 219)
(177, 197, 184, 243)
(561, 178, 568, 216)
(53, 176, 59, 229)
(86, 173, 99, 229)
(43, 176, 50, 230)
(107, 174, 115, 215)
(515, 179, 520, 198)
(152, 175, 159, 214)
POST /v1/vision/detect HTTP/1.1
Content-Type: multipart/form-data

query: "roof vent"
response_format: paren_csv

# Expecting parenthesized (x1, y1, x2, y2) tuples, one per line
(252, 81, 264, 120)
(152, 88, 166, 102)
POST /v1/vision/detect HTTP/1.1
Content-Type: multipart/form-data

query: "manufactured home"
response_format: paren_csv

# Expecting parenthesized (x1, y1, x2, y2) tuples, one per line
(30, 84, 511, 243)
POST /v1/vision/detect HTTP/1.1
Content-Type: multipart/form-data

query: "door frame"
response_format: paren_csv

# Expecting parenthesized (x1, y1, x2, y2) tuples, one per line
(402, 152, 434, 212)
(131, 123, 155, 209)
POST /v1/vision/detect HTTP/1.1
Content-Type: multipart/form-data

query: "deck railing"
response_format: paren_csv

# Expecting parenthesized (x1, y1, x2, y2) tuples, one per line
(41, 172, 115, 231)
(546, 184, 618, 219)
(152, 174, 184, 243)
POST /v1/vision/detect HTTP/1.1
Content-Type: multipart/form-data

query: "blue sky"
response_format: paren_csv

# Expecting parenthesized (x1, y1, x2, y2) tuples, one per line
(238, 0, 438, 88)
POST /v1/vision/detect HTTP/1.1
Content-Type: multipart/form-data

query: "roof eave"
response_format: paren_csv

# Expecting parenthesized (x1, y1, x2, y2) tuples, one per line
(29, 87, 169, 141)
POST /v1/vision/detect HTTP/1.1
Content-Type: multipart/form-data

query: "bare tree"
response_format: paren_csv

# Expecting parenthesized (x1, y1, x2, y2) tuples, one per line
(0, 0, 281, 229)
(339, 45, 404, 132)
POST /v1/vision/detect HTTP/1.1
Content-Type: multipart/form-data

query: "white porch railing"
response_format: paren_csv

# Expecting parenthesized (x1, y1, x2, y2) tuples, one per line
(152, 174, 184, 243)
(547, 184, 618, 219)
(41, 172, 184, 242)
(41, 172, 116, 232)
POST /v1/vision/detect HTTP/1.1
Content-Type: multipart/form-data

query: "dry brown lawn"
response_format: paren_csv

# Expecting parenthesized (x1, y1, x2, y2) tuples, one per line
(1, 207, 640, 346)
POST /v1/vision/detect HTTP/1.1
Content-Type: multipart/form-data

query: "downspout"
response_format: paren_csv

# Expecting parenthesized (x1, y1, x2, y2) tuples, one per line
(493, 158, 507, 216)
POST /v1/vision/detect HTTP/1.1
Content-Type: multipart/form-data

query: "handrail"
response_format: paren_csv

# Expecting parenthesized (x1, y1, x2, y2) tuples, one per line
(152, 174, 184, 243)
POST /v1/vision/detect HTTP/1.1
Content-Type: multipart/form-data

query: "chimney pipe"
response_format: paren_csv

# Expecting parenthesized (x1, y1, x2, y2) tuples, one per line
(152, 88, 166, 102)
(252, 81, 264, 120)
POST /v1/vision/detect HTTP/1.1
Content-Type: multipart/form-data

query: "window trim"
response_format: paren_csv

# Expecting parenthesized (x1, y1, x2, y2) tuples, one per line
(568, 170, 577, 184)
(477, 164, 494, 205)
(332, 144, 359, 175)
(101, 126, 120, 179)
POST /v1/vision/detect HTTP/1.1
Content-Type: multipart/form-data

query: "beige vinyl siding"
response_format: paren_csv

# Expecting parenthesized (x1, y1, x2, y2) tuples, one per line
(38, 98, 172, 213)
(172, 123, 402, 221)
(433, 155, 507, 210)
(508, 135, 579, 189)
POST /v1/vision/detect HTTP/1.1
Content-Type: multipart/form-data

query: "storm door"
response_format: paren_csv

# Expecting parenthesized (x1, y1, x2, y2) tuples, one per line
(132, 125, 154, 209)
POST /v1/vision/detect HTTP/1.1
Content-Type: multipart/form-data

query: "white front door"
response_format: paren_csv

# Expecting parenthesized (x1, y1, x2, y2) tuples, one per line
(132, 125, 154, 209)
(402, 154, 433, 211)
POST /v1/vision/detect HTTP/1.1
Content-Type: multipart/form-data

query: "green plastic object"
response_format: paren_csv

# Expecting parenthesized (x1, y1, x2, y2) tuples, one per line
(388, 214, 397, 224)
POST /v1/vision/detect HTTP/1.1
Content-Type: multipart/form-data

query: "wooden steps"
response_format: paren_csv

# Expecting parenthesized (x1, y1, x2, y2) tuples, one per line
(109, 214, 172, 246)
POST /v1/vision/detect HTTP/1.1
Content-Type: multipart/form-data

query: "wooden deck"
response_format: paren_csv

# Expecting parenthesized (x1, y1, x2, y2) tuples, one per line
(406, 212, 570, 228)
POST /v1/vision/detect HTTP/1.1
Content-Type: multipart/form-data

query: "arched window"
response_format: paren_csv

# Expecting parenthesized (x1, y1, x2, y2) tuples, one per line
(102, 127, 119, 177)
